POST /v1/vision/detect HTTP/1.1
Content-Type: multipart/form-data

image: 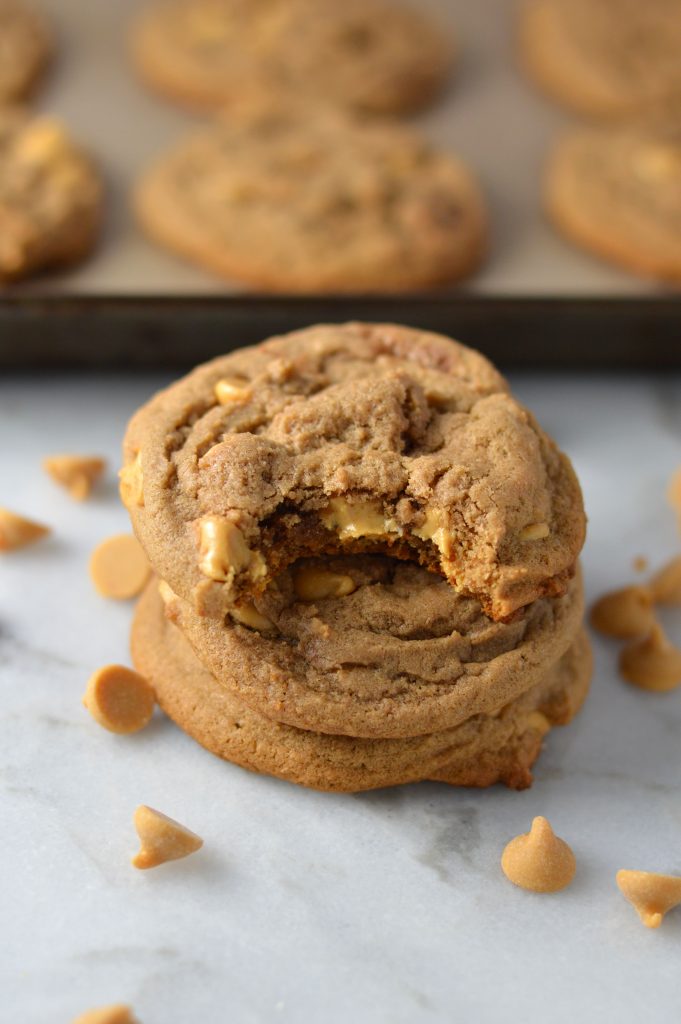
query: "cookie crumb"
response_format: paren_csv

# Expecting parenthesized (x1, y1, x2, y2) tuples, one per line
(619, 623, 681, 692)
(590, 585, 654, 639)
(83, 665, 155, 734)
(616, 869, 681, 929)
(89, 534, 150, 599)
(132, 805, 203, 870)
(501, 816, 576, 893)
(43, 453, 106, 500)
(632, 555, 648, 573)
(0, 507, 50, 550)
(71, 1006, 137, 1024)
(650, 555, 681, 606)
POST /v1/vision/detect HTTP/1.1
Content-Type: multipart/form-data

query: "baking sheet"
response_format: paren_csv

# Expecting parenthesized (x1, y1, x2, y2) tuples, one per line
(11, 0, 669, 298)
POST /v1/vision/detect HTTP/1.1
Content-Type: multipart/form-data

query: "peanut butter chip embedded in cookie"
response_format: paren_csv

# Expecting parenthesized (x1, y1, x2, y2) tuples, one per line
(89, 534, 150, 599)
(616, 870, 681, 929)
(119, 452, 144, 508)
(83, 665, 155, 734)
(293, 566, 356, 601)
(590, 585, 655, 639)
(230, 602, 274, 632)
(501, 816, 576, 893)
(132, 805, 203, 870)
(0, 506, 50, 550)
(71, 1005, 138, 1024)
(214, 376, 252, 404)
(43, 453, 106, 500)
(619, 623, 681, 692)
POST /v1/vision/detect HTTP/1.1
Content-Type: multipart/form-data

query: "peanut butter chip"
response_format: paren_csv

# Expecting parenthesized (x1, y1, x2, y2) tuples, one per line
(214, 376, 252, 404)
(616, 870, 681, 929)
(83, 665, 155, 735)
(43, 453, 106, 500)
(71, 1005, 138, 1024)
(650, 555, 681, 605)
(89, 534, 150, 599)
(118, 452, 145, 509)
(0, 507, 50, 550)
(590, 585, 654, 639)
(619, 623, 681, 692)
(501, 816, 576, 893)
(230, 602, 274, 632)
(519, 522, 550, 541)
(293, 566, 356, 601)
(667, 467, 681, 514)
(132, 805, 203, 870)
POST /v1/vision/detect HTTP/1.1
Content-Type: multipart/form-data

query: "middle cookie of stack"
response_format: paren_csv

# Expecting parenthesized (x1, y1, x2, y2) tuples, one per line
(122, 322, 589, 791)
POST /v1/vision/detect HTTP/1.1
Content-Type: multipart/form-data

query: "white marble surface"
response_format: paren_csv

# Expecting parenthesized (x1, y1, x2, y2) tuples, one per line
(2, 372, 681, 1024)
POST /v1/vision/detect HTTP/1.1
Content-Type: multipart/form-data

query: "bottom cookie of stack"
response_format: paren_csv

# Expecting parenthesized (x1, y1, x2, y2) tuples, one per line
(131, 580, 591, 793)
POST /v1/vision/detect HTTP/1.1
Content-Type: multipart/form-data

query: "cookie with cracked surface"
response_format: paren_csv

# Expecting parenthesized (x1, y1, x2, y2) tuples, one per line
(134, 103, 486, 293)
(160, 555, 584, 739)
(546, 119, 681, 283)
(132, 578, 591, 792)
(0, 1, 51, 103)
(0, 109, 102, 282)
(121, 324, 585, 624)
(131, 0, 451, 116)
(521, 0, 681, 118)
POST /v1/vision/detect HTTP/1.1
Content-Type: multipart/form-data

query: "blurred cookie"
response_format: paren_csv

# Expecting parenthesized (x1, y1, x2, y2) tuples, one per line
(132, 577, 592, 792)
(546, 120, 681, 283)
(0, 110, 102, 282)
(134, 103, 486, 293)
(131, 0, 451, 115)
(161, 556, 584, 740)
(0, 0, 51, 102)
(121, 324, 585, 624)
(521, 0, 681, 118)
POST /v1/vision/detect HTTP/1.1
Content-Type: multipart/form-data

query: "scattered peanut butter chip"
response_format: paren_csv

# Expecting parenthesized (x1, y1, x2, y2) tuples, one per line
(0, 507, 50, 551)
(667, 467, 681, 513)
(519, 522, 550, 541)
(590, 585, 654, 639)
(632, 555, 648, 573)
(619, 623, 681, 692)
(71, 1005, 138, 1024)
(293, 566, 356, 601)
(132, 805, 203, 870)
(43, 453, 106, 500)
(650, 555, 681, 606)
(89, 534, 150, 599)
(501, 816, 576, 893)
(83, 665, 155, 734)
(616, 869, 681, 929)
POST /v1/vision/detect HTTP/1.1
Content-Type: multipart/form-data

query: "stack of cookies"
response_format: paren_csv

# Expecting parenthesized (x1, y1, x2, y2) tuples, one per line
(122, 323, 591, 792)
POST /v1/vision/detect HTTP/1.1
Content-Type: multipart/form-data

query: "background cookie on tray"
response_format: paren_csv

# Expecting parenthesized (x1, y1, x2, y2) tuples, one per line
(0, 109, 103, 282)
(132, 577, 591, 792)
(520, 0, 681, 118)
(0, 0, 51, 103)
(121, 324, 584, 624)
(545, 119, 681, 283)
(131, 0, 452, 115)
(134, 101, 487, 293)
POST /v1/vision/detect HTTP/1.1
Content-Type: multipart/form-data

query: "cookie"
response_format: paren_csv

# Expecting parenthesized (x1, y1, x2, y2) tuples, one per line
(0, 1, 51, 103)
(520, 0, 681, 118)
(131, 0, 451, 116)
(131, 578, 592, 792)
(546, 120, 681, 283)
(160, 555, 584, 739)
(0, 110, 102, 282)
(121, 324, 585, 624)
(134, 102, 486, 293)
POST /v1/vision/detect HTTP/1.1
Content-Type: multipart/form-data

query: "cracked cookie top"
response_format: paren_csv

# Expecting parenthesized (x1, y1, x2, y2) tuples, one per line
(122, 323, 585, 623)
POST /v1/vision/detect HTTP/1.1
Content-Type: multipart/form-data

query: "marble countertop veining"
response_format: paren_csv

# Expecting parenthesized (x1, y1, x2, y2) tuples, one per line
(1, 372, 681, 1024)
